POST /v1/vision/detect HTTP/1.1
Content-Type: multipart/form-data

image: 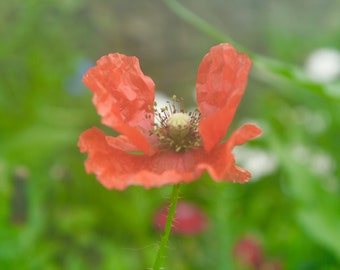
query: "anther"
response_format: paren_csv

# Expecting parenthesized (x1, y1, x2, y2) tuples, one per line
(149, 95, 202, 152)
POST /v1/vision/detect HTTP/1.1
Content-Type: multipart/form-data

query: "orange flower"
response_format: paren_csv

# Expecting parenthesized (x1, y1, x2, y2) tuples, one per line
(78, 43, 262, 190)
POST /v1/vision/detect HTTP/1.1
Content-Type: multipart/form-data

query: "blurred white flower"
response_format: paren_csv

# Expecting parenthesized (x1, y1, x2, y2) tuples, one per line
(305, 48, 340, 82)
(155, 92, 170, 109)
(153, 92, 172, 125)
(234, 147, 279, 180)
(155, 91, 196, 113)
(290, 144, 338, 191)
(294, 106, 329, 135)
(290, 144, 310, 164)
(310, 152, 335, 176)
(290, 144, 336, 176)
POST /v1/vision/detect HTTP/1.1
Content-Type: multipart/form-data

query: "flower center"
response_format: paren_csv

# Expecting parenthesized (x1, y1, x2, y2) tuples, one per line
(148, 95, 201, 152)
(167, 112, 191, 137)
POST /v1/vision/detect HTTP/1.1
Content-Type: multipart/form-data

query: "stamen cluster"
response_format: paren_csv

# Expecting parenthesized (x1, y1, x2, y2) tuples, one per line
(148, 95, 201, 152)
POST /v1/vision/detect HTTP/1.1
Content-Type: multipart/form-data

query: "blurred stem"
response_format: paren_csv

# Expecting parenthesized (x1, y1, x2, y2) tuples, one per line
(153, 184, 181, 270)
(162, 0, 335, 100)
(161, 0, 248, 53)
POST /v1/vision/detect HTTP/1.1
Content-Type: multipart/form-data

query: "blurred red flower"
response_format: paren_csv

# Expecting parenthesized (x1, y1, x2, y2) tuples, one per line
(153, 201, 208, 235)
(233, 235, 264, 268)
(259, 259, 283, 270)
(78, 43, 262, 190)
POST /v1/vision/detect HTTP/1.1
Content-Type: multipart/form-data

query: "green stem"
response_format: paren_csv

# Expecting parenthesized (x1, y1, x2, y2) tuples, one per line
(153, 184, 181, 270)
(162, 0, 330, 99)
(161, 0, 248, 53)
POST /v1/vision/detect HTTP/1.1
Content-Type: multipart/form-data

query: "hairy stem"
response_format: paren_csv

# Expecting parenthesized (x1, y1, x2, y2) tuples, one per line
(153, 184, 181, 270)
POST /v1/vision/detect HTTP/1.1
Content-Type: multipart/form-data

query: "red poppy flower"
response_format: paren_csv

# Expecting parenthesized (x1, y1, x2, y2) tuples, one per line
(153, 201, 208, 235)
(233, 235, 264, 268)
(78, 43, 262, 190)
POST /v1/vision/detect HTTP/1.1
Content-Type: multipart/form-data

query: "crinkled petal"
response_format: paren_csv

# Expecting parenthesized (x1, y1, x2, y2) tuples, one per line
(222, 123, 262, 182)
(106, 135, 141, 152)
(78, 123, 262, 190)
(192, 123, 261, 183)
(83, 53, 155, 154)
(78, 127, 202, 190)
(193, 144, 250, 183)
(196, 43, 252, 152)
(226, 123, 262, 147)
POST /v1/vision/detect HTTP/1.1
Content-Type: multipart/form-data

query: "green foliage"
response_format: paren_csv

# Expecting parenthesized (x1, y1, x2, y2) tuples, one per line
(1, 0, 340, 269)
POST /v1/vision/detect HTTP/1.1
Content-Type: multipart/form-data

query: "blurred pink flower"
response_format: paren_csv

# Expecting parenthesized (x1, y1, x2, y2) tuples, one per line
(153, 201, 208, 235)
(233, 235, 264, 268)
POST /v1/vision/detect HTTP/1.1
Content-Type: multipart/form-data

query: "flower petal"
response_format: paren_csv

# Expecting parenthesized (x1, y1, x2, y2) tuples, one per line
(226, 123, 262, 147)
(83, 53, 155, 154)
(78, 127, 202, 190)
(195, 143, 251, 183)
(195, 123, 262, 183)
(106, 135, 140, 152)
(196, 43, 252, 151)
(78, 124, 261, 190)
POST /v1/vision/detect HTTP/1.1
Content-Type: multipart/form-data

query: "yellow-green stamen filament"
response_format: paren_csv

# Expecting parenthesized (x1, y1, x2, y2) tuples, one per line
(148, 95, 201, 152)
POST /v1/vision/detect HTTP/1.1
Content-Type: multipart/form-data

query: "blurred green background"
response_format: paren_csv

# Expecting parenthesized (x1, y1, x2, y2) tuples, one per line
(1, 0, 340, 269)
